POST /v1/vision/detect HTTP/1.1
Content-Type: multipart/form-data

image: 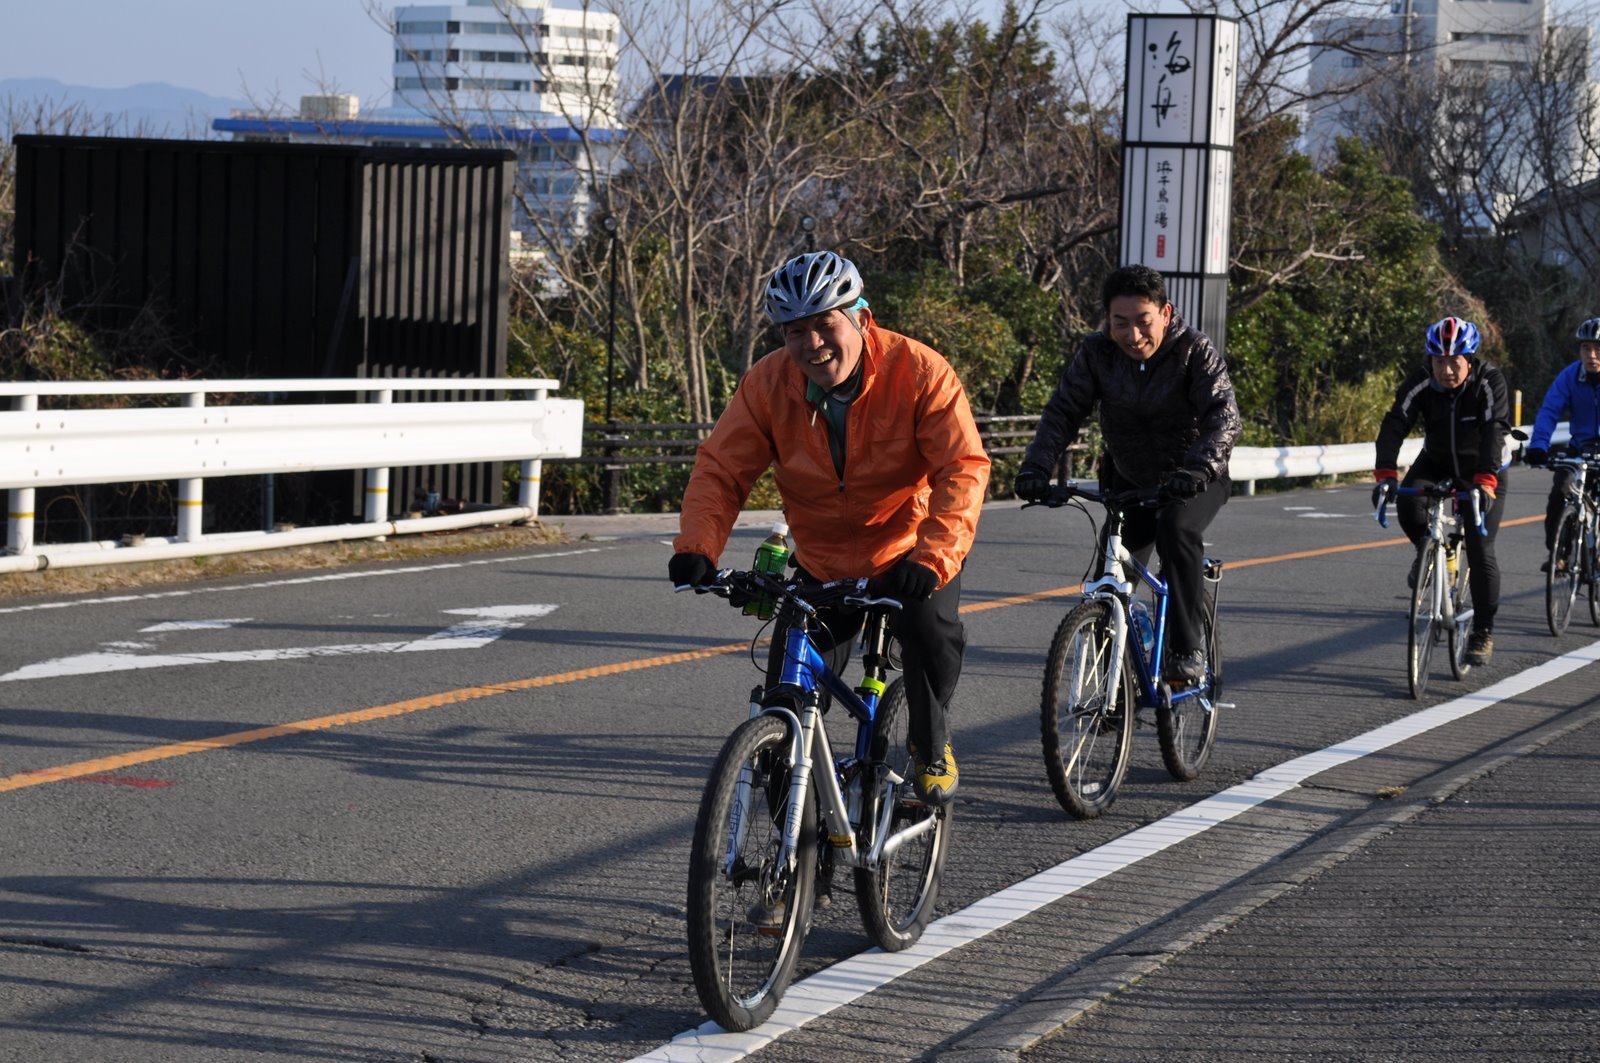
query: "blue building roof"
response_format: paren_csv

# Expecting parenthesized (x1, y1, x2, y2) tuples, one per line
(212, 116, 625, 143)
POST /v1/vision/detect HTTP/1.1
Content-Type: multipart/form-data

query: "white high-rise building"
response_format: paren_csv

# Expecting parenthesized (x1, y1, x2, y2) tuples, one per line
(218, 2, 624, 247)
(1306, 0, 1596, 177)
(1305, 0, 1593, 228)
(390, 1, 621, 130)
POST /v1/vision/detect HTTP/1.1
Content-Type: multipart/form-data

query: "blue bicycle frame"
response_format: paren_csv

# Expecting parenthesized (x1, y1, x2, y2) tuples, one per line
(1079, 501, 1210, 711)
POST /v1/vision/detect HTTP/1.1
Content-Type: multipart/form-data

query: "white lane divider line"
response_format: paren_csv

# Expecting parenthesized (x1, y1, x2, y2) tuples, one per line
(632, 638, 1600, 1062)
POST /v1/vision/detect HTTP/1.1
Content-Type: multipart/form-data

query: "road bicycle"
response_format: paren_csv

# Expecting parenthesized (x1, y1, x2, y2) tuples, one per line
(676, 570, 950, 1031)
(1531, 446, 1600, 636)
(1375, 481, 1483, 698)
(1026, 482, 1226, 820)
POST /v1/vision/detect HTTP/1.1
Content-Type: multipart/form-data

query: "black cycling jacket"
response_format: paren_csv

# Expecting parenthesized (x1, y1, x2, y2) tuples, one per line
(1021, 315, 1241, 487)
(1374, 359, 1510, 483)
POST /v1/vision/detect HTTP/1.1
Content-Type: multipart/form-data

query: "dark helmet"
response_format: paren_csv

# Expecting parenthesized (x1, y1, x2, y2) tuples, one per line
(1576, 317, 1600, 342)
(763, 251, 865, 325)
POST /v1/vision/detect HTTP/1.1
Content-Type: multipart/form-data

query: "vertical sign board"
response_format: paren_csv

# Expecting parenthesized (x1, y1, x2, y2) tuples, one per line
(1120, 15, 1238, 354)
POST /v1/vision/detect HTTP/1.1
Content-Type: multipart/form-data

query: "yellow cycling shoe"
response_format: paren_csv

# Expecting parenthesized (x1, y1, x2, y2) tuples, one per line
(912, 743, 958, 807)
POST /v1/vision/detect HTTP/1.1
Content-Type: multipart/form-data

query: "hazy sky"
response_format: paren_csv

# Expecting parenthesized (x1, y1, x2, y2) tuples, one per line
(0, 1, 403, 104)
(0, 0, 1097, 105)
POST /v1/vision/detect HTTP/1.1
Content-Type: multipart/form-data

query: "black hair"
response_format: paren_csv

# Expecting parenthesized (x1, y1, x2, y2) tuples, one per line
(1101, 264, 1169, 312)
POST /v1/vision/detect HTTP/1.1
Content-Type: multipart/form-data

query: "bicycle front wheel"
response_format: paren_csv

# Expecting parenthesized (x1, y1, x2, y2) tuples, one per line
(1041, 599, 1134, 819)
(1158, 608, 1220, 780)
(1408, 545, 1438, 699)
(1547, 507, 1581, 636)
(853, 678, 950, 952)
(1586, 524, 1600, 628)
(686, 713, 817, 1032)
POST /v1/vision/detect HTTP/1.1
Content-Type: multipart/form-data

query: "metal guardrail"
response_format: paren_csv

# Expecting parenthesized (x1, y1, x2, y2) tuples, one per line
(567, 418, 1559, 497)
(0, 378, 582, 573)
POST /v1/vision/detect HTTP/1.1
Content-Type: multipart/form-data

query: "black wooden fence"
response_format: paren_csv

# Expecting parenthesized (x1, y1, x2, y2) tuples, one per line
(10, 134, 519, 533)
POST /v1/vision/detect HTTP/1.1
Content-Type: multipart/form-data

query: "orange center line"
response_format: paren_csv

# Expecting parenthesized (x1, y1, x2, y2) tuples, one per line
(0, 516, 1545, 794)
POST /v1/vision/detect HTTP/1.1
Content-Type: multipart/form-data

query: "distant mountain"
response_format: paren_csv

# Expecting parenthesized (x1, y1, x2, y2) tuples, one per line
(0, 78, 250, 139)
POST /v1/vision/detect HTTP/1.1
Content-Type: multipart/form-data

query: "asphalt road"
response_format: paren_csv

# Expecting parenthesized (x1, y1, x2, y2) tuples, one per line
(2, 483, 1596, 1061)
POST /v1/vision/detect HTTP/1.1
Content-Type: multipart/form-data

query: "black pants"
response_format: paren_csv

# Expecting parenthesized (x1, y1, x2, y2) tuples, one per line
(765, 566, 965, 761)
(1397, 454, 1506, 634)
(1099, 464, 1229, 656)
(1544, 468, 1580, 550)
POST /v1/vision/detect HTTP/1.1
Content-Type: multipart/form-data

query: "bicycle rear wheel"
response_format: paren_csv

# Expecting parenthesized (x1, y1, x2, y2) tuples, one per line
(1447, 550, 1472, 680)
(1041, 599, 1134, 819)
(687, 713, 817, 1032)
(1158, 608, 1220, 780)
(1546, 508, 1581, 636)
(1407, 545, 1438, 699)
(854, 678, 950, 952)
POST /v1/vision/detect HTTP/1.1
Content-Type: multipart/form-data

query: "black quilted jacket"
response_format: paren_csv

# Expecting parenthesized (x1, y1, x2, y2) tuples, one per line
(1022, 315, 1242, 487)
(1374, 359, 1510, 482)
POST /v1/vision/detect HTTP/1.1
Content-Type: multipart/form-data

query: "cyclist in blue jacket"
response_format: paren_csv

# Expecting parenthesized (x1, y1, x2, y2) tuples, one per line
(1523, 318, 1600, 557)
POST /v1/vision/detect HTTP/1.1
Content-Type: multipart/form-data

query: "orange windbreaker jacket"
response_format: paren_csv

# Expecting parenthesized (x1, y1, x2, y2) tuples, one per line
(674, 323, 991, 586)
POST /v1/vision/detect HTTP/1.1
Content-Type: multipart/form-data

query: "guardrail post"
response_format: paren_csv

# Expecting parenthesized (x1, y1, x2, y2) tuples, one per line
(7, 394, 38, 554)
(518, 387, 547, 517)
(364, 389, 393, 525)
(602, 421, 626, 515)
(177, 392, 205, 543)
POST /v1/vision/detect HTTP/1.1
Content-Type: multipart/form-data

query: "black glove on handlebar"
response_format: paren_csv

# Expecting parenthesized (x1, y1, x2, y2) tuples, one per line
(876, 558, 938, 602)
(1371, 479, 1397, 508)
(1524, 447, 1548, 468)
(668, 551, 713, 587)
(1164, 469, 1206, 499)
(1014, 463, 1052, 503)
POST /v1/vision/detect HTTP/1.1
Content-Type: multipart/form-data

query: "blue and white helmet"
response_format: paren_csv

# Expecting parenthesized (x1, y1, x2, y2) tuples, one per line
(763, 251, 864, 325)
(1425, 316, 1480, 358)
(1576, 317, 1600, 342)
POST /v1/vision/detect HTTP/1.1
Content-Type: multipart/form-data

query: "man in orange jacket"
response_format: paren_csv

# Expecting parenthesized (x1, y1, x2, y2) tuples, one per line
(669, 250, 991, 805)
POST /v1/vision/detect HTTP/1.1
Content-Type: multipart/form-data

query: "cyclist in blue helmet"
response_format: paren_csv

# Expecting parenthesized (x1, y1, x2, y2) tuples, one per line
(1522, 317, 1600, 563)
(1373, 315, 1510, 666)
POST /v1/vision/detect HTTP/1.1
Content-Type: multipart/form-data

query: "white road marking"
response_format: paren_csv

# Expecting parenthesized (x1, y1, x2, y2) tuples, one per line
(1297, 512, 1359, 519)
(0, 605, 560, 682)
(632, 638, 1600, 1061)
(0, 547, 611, 616)
(140, 619, 254, 632)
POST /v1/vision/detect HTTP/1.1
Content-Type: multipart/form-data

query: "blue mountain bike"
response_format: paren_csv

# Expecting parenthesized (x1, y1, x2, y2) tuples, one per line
(676, 570, 950, 1031)
(1027, 481, 1226, 819)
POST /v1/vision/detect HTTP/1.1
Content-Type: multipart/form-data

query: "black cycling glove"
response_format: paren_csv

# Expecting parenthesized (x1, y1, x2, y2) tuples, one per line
(668, 551, 713, 588)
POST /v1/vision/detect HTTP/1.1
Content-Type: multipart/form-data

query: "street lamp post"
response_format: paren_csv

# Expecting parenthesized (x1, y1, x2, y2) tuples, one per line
(601, 213, 624, 514)
(800, 214, 816, 252)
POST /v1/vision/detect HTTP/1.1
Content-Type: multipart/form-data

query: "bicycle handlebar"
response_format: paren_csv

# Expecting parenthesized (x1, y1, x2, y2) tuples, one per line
(1022, 480, 1174, 511)
(673, 569, 905, 614)
(1374, 481, 1486, 536)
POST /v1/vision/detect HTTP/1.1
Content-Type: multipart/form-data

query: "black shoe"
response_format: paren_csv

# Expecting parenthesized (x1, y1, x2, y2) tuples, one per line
(1165, 648, 1206, 684)
(1465, 631, 1493, 667)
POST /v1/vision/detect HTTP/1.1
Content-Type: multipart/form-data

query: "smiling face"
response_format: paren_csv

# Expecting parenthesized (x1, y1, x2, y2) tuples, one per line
(1580, 341, 1600, 375)
(1106, 294, 1174, 361)
(1432, 352, 1471, 390)
(782, 308, 865, 390)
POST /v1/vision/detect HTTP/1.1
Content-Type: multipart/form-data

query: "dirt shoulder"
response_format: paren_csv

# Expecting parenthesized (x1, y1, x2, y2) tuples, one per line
(0, 523, 571, 601)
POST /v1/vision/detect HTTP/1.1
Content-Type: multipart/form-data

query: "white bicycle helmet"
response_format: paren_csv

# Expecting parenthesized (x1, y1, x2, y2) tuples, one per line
(763, 251, 865, 325)
(1576, 317, 1600, 342)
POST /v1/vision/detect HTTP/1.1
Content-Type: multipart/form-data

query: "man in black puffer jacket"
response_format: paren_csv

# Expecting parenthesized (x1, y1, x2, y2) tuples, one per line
(1014, 264, 1241, 683)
